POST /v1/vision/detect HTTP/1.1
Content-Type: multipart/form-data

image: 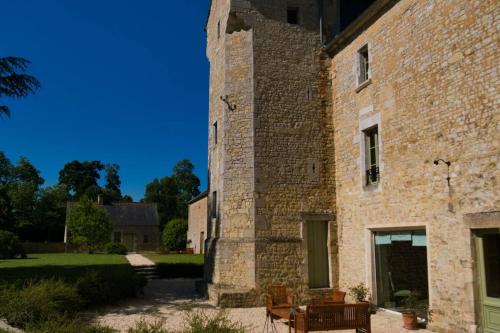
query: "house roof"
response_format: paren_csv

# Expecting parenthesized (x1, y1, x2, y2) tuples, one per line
(67, 202, 159, 226)
(187, 190, 209, 205)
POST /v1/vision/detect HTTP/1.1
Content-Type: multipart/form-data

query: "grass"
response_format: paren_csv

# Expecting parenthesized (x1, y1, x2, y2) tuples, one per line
(142, 253, 204, 278)
(0, 253, 130, 284)
(143, 253, 204, 265)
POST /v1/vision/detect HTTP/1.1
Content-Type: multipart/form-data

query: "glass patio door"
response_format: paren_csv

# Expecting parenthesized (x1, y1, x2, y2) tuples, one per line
(476, 232, 500, 333)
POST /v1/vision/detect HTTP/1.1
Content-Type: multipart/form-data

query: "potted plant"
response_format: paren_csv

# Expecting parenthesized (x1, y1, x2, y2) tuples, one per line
(348, 283, 370, 303)
(401, 291, 432, 330)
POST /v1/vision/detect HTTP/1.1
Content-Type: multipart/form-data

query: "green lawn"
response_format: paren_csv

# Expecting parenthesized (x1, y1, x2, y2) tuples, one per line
(0, 253, 130, 284)
(143, 253, 204, 265)
(143, 253, 204, 278)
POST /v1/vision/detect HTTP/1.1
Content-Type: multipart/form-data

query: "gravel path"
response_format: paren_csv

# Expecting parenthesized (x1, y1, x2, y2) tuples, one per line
(126, 253, 155, 266)
(94, 279, 434, 333)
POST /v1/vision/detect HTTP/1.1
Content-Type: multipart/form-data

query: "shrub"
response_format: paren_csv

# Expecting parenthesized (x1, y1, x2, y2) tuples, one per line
(105, 242, 128, 255)
(182, 311, 247, 333)
(127, 319, 169, 333)
(0, 230, 26, 259)
(0, 279, 83, 328)
(26, 316, 117, 333)
(162, 218, 188, 250)
(76, 270, 147, 306)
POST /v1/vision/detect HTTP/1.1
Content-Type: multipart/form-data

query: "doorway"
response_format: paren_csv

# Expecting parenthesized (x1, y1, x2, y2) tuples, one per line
(307, 220, 329, 288)
(476, 231, 500, 333)
(123, 233, 136, 252)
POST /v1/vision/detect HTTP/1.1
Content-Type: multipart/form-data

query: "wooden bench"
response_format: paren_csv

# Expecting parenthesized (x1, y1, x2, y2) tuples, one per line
(293, 303, 371, 333)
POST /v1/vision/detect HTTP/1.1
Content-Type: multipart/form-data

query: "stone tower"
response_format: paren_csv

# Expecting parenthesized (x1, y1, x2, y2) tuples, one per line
(204, 0, 338, 306)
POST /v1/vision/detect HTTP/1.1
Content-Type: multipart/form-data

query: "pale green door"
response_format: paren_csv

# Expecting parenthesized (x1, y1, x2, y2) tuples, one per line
(307, 221, 329, 288)
(476, 231, 500, 333)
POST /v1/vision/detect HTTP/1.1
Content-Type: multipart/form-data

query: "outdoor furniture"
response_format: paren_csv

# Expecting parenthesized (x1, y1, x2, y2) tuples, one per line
(266, 285, 295, 313)
(293, 303, 371, 333)
(264, 306, 303, 333)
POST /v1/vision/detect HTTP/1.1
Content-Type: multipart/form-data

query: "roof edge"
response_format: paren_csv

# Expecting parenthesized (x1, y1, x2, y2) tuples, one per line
(326, 0, 399, 56)
(188, 190, 209, 205)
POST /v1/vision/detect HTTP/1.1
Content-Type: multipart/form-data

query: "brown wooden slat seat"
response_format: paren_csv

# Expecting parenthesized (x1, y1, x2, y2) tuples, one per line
(294, 303, 371, 333)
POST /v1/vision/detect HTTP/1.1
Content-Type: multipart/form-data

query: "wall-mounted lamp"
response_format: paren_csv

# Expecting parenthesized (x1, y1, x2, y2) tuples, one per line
(433, 159, 451, 186)
(220, 95, 236, 111)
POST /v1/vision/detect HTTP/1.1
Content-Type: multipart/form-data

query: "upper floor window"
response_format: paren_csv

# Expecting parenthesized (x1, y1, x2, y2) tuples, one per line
(217, 21, 221, 39)
(287, 7, 299, 25)
(211, 191, 218, 218)
(213, 121, 218, 145)
(364, 125, 379, 185)
(358, 45, 370, 85)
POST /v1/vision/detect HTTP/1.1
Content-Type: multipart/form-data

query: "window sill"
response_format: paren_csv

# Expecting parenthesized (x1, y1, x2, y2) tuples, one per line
(356, 78, 372, 93)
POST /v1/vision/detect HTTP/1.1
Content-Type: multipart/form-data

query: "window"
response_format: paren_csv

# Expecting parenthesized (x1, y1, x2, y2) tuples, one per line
(374, 230, 428, 314)
(358, 45, 370, 84)
(211, 191, 217, 218)
(217, 21, 221, 39)
(364, 126, 379, 185)
(143, 235, 149, 244)
(213, 122, 218, 145)
(113, 232, 121, 243)
(287, 7, 299, 25)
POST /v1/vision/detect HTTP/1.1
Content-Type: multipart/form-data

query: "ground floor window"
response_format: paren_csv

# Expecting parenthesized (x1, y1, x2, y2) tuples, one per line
(374, 230, 428, 312)
(113, 231, 121, 243)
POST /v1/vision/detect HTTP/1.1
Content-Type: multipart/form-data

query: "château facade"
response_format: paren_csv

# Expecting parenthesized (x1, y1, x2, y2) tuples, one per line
(203, 1, 499, 332)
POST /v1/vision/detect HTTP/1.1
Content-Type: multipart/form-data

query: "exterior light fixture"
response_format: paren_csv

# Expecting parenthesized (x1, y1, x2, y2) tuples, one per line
(433, 159, 451, 186)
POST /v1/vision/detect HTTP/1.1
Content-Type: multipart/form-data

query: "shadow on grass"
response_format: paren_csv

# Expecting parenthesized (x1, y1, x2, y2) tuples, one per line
(0, 264, 135, 285)
(156, 263, 203, 278)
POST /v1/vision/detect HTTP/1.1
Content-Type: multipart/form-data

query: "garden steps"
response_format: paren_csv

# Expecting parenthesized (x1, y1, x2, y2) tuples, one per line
(133, 265, 161, 280)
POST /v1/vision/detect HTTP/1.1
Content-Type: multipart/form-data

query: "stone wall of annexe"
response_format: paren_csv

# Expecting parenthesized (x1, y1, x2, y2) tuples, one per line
(330, 1, 499, 332)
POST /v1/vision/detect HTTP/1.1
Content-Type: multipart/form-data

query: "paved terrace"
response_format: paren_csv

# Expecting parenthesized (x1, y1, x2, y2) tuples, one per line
(95, 279, 434, 333)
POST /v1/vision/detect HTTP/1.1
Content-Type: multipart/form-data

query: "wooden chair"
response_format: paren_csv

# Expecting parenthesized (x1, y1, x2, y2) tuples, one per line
(312, 290, 346, 305)
(293, 303, 371, 333)
(266, 285, 295, 314)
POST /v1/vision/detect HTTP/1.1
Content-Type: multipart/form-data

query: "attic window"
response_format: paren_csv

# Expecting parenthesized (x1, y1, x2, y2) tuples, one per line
(287, 7, 299, 25)
(358, 45, 370, 84)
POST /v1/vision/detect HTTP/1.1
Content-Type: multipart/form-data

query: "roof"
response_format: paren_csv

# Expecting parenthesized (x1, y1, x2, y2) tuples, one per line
(188, 190, 209, 205)
(67, 202, 159, 226)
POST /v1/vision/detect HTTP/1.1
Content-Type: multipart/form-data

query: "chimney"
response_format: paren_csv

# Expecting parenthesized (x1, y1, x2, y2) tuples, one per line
(97, 194, 103, 205)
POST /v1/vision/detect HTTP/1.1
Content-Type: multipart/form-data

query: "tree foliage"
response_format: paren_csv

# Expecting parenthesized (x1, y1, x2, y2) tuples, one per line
(58, 160, 104, 199)
(161, 218, 188, 250)
(143, 159, 200, 228)
(103, 163, 122, 203)
(66, 196, 112, 253)
(0, 56, 41, 118)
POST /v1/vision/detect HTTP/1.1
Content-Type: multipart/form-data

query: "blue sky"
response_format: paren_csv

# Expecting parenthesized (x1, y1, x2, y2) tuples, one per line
(1, 0, 210, 201)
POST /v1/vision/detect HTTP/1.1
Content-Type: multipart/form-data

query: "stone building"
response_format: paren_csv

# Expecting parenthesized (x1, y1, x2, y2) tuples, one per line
(187, 191, 208, 254)
(66, 200, 160, 252)
(204, 0, 499, 332)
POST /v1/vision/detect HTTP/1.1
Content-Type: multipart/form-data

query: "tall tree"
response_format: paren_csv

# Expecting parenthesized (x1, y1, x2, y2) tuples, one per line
(103, 163, 122, 203)
(0, 56, 41, 118)
(143, 176, 180, 227)
(66, 196, 112, 254)
(58, 160, 104, 199)
(35, 185, 68, 242)
(172, 159, 200, 218)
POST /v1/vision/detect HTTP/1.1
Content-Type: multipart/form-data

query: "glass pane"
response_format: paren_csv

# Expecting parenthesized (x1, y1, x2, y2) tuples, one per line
(374, 231, 428, 313)
(483, 234, 500, 298)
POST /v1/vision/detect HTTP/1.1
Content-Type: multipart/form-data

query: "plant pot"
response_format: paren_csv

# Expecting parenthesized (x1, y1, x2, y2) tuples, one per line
(402, 312, 418, 330)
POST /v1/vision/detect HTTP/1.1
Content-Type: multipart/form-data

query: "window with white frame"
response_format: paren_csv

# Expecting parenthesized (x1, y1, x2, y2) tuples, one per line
(358, 45, 370, 85)
(364, 125, 379, 185)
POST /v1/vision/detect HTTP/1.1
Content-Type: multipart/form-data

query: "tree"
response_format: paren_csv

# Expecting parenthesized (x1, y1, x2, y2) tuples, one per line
(66, 196, 112, 254)
(172, 159, 200, 218)
(58, 160, 104, 199)
(103, 164, 122, 203)
(120, 195, 133, 203)
(161, 218, 188, 250)
(143, 176, 180, 227)
(0, 56, 41, 118)
(35, 185, 68, 242)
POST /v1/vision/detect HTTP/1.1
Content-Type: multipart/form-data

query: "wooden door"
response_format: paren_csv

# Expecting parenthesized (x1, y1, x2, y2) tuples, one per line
(307, 221, 330, 288)
(123, 233, 136, 252)
(476, 232, 500, 333)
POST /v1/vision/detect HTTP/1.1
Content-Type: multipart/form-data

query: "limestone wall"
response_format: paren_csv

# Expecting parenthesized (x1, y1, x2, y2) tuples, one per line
(187, 196, 208, 254)
(330, 0, 499, 332)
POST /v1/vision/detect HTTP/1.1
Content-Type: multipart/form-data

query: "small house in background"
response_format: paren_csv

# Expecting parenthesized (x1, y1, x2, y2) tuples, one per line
(187, 190, 208, 254)
(66, 196, 160, 252)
